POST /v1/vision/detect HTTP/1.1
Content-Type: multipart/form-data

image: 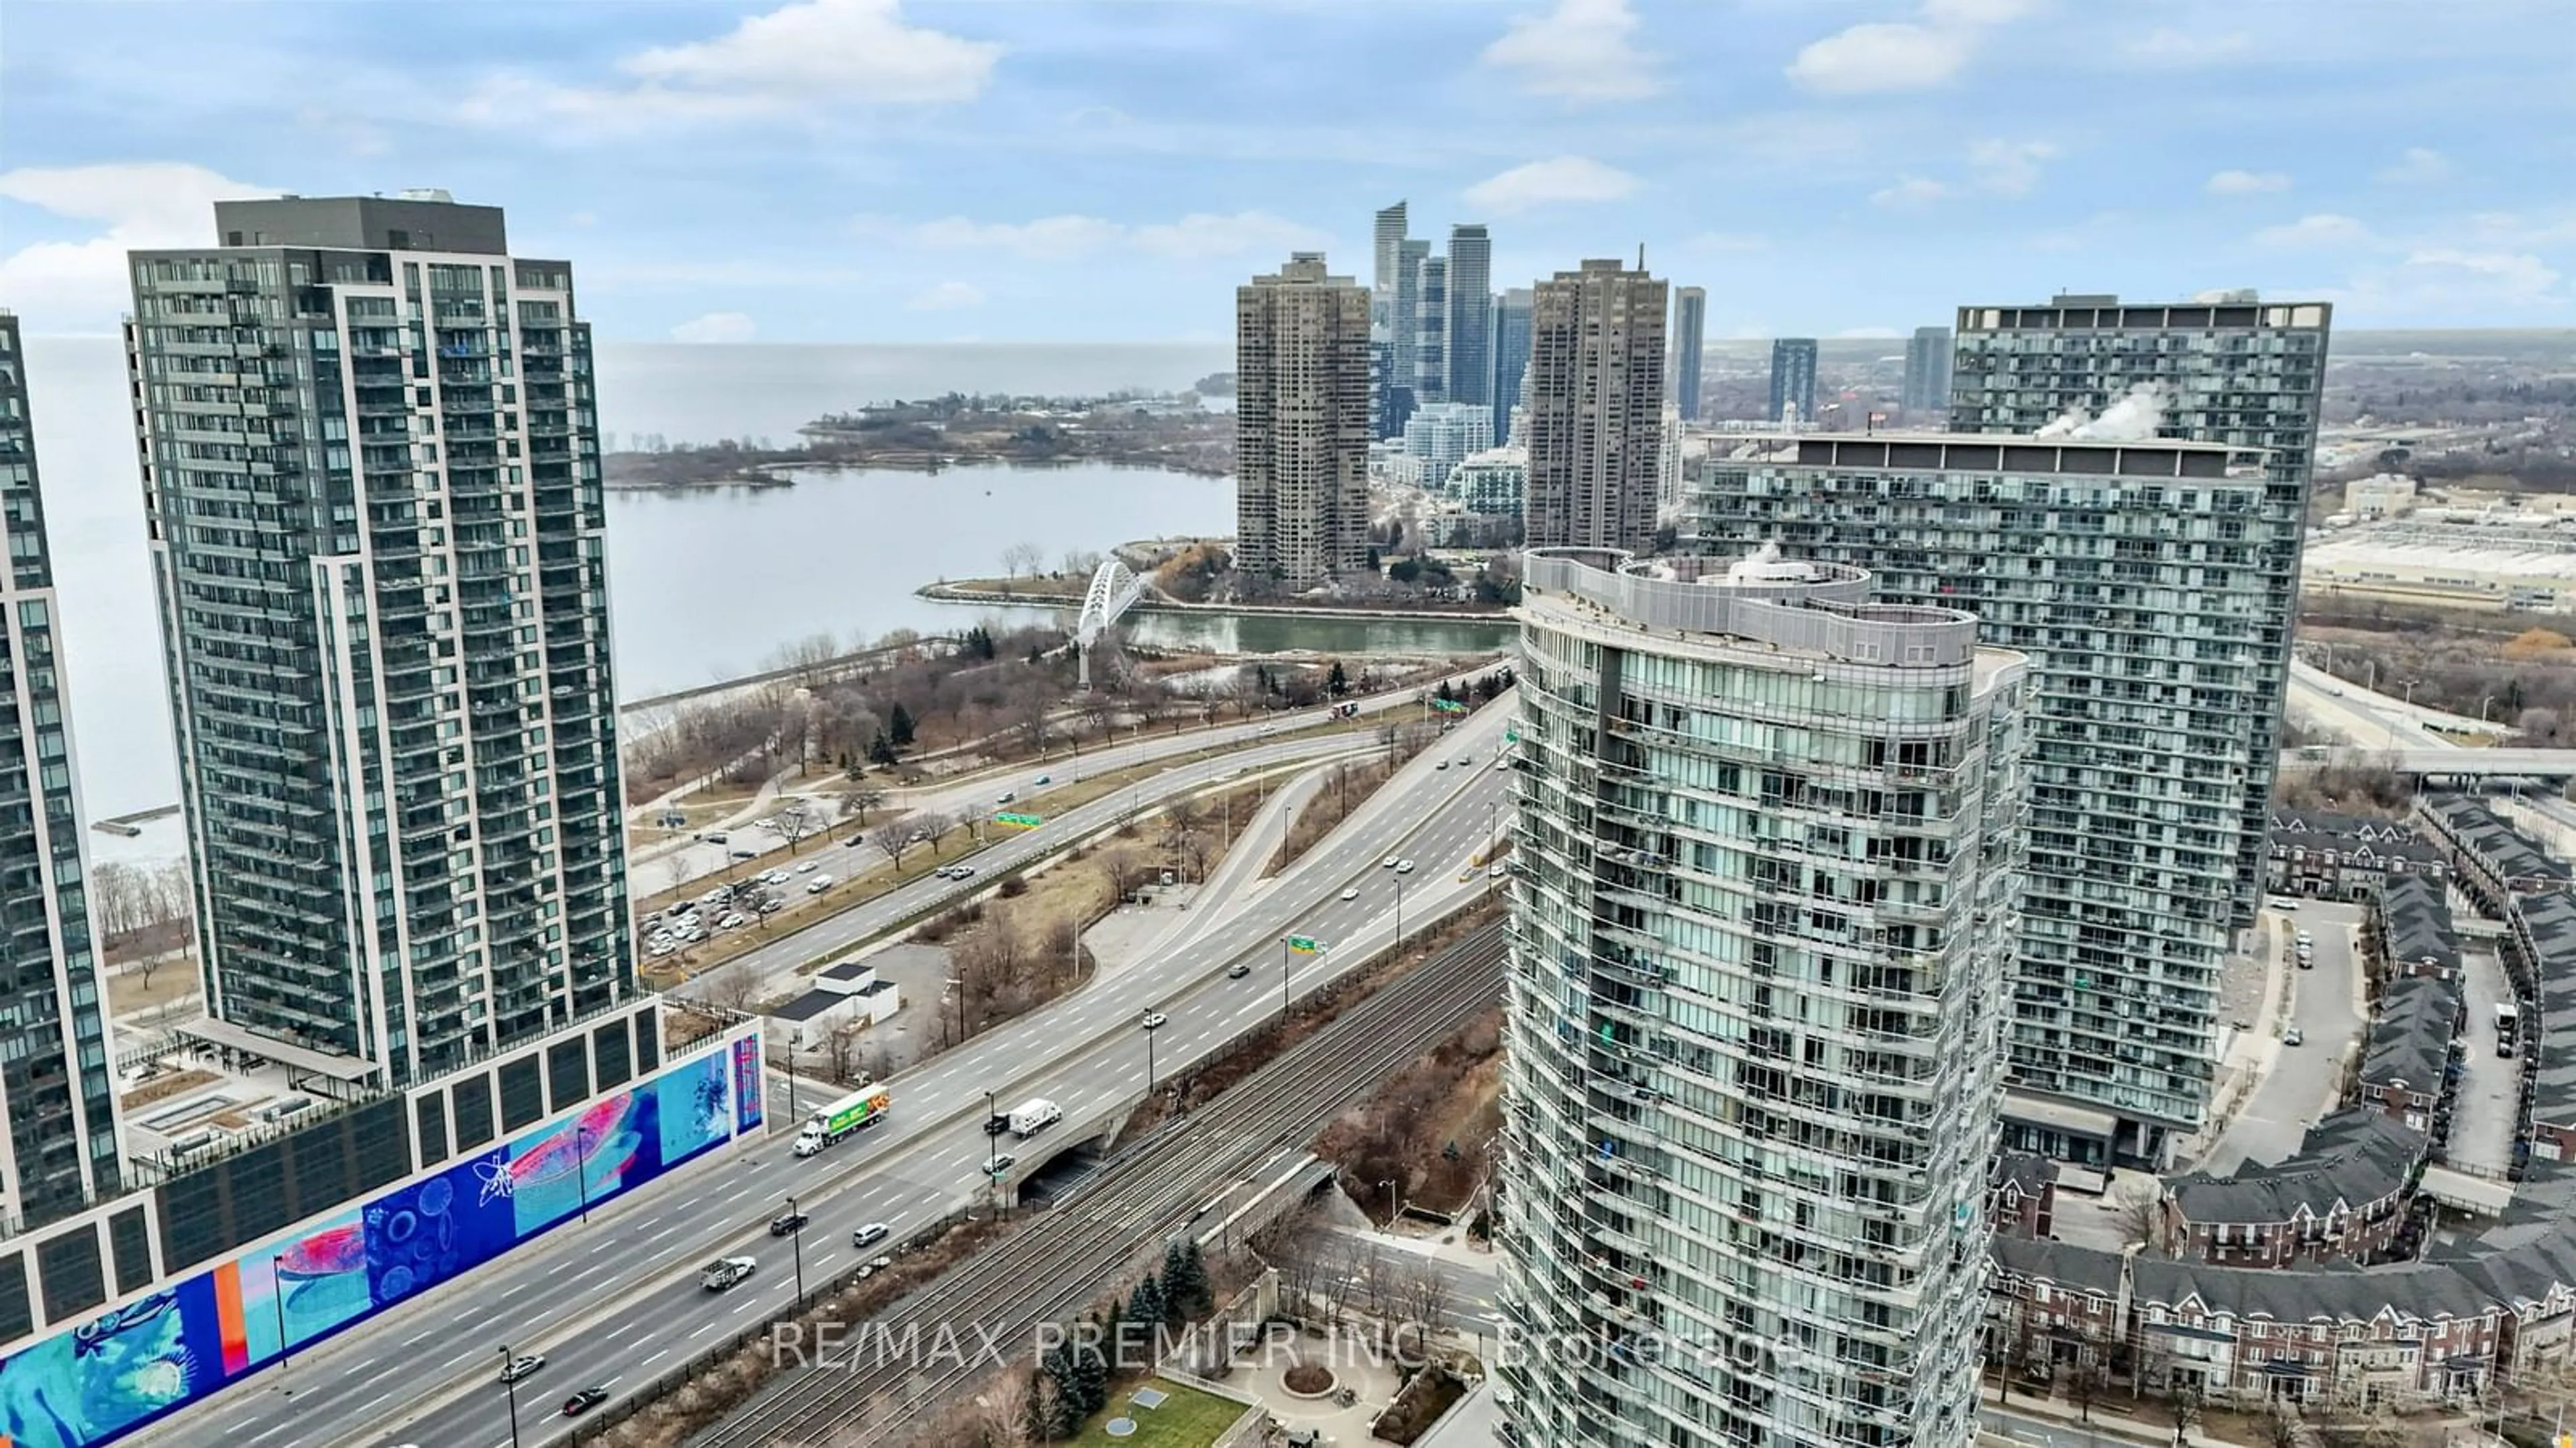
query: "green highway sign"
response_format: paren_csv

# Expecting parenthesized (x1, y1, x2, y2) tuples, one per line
(994, 812, 1044, 827)
(1287, 935, 1323, 954)
(1431, 699, 1467, 715)
(1505, 727, 1519, 743)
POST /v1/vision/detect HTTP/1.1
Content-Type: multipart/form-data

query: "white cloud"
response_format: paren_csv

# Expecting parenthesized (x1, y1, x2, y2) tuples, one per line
(1481, 0, 1662, 103)
(0, 161, 270, 333)
(1967, 139, 2058, 197)
(906, 282, 985, 312)
(1871, 176, 1951, 209)
(2255, 213, 2373, 249)
(1462, 156, 1642, 215)
(2123, 27, 2255, 65)
(2206, 169, 2292, 195)
(1787, 0, 2035, 95)
(669, 311, 757, 343)
(1685, 231, 1769, 253)
(2328, 249, 2566, 319)
(1868, 139, 2054, 209)
(912, 214, 1125, 260)
(2377, 147, 2453, 185)
(460, 0, 998, 134)
(902, 210, 1326, 263)
(1788, 23, 1973, 94)
(1129, 212, 1335, 262)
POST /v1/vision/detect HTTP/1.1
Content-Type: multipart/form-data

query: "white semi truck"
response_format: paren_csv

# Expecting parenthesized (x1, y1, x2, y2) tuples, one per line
(1006, 1098, 1062, 1139)
(794, 1082, 892, 1157)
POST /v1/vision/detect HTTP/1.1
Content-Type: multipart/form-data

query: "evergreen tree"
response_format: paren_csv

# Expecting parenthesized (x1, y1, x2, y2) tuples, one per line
(868, 731, 899, 767)
(1171, 1239, 1214, 1320)
(1161, 1241, 1190, 1324)
(1071, 1321, 1110, 1412)
(1033, 1343, 1079, 1439)
(1437, 679, 1457, 703)
(1126, 1274, 1165, 1359)
(888, 701, 917, 747)
(1326, 660, 1350, 698)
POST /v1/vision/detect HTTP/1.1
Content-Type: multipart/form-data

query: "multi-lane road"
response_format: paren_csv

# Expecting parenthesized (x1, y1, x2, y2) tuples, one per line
(155, 707, 1513, 1448)
(638, 671, 1492, 892)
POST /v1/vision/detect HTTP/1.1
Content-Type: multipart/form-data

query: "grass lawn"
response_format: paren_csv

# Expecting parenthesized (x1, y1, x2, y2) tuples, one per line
(1067, 1378, 1252, 1447)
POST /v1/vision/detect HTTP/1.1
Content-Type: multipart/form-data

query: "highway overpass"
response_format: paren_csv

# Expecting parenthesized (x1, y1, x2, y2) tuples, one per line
(2284, 746, 2576, 781)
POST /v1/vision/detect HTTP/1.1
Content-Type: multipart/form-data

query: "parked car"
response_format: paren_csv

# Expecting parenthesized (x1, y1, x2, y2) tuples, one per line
(2285, 1026, 2305, 1047)
(729, 848, 757, 860)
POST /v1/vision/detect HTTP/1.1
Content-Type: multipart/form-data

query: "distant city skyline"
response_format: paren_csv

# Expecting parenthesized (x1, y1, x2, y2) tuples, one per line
(2, 1, 2564, 341)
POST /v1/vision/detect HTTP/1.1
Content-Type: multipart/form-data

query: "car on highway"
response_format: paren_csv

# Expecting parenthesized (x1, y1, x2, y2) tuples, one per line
(997, 790, 1017, 804)
(795, 860, 820, 874)
(1436, 760, 1450, 770)
(806, 876, 834, 893)
(852, 1221, 891, 1247)
(1034, 775, 1052, 785)
(561, 1386, 610, 1417)
(499, 1353, 546, 1384)
(1489, 864, 1507, 878)
(951, 864, 977, 880)
(983, 1112, 1012, 1135)
(1395, 860, 1415, 874)
(985, 1154, 1017, 1174)
(1458, 757, 1474, 766)
(704, 831, 729, 845)
(1140, 1011, 1169, 1030)
(769, 1209, 810, 1236)
(762, 869, 790, 885)
(2285, 1026, 2305, 1047)
(1458, 870, 1475, 882)
(701, 1257, 757, 1292)
(1226, 962, 1252, 979)
(718, 913, 746, 931)
(729, 848, 757, 860)
(1382, 856, 1399, 868)
(1340, 886, 1358, 900)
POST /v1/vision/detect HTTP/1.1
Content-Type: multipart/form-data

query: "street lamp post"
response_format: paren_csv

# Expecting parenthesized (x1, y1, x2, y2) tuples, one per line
(786, 1195, 806, 1305)
(573, 1121, 592, 1225)
(498, 1345, 523, 1448)
(1380, 1178, 1397, 1227)
(1144, 1017, 1165, 1094)
(788, 1026, 801, 1131)
(1395, 877, 1406, 953)
(1281, 936, 1293, 1021)
(271, 1255, 290, 1374)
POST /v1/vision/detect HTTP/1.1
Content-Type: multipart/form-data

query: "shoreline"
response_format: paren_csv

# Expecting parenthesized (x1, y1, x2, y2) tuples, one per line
(604, 450, 1232, 493)
(913, 580, 1514, 626)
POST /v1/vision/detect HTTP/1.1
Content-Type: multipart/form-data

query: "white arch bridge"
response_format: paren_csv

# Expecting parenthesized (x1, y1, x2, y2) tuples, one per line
(1075, 558, 1147, 688)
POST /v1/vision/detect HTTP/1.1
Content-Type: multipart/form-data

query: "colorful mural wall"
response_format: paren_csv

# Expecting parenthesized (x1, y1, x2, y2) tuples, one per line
(0, 1034, 760, 1448)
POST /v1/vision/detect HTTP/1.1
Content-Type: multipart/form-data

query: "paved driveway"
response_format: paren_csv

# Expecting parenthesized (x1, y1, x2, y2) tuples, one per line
(2198, 900, 2367, 1175)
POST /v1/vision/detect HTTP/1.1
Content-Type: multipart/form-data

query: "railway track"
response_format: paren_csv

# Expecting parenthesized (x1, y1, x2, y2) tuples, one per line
(693, 920, 1507, 1445)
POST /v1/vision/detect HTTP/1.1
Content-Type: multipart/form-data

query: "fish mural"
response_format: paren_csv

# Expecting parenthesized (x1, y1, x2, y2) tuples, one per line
(0, 1034, 757, 1448)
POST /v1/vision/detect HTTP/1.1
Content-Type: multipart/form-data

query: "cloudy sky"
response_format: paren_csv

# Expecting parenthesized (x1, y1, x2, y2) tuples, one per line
(4, 0, 2570, 343)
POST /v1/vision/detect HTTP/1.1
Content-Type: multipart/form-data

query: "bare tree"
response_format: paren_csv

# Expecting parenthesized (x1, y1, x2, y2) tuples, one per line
(1001, 541, 1044, 581)
(769, 631, 841, 688)
(918, 810, 961, 859)
(840, 786, 888, 825)
(774, 797, 823, 855)
(1392, 1259, 1454, 1342)
(2111, 1180, 2165, 1251)
(2257, 1401, 2304, 1448)
(1040, 914, 1083, 985)
(704, 962, 762, 1015)
(869, 820, 918, 873)
(823, 1017, 867, 1086)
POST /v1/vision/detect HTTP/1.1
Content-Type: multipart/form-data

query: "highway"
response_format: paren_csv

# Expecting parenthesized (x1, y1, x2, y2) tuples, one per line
(708, 724, 1415, 1000)
(153, 705, 1514, 1448)
(639, 669, 1493, 892)
(702, 926, 1509, 1445)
